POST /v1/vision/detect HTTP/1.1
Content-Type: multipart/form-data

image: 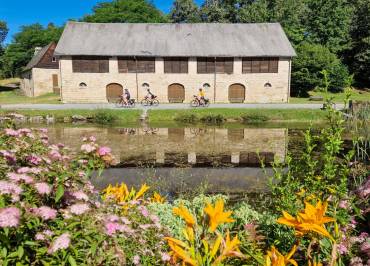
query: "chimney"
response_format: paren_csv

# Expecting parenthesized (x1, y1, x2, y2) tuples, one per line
(34, 47, 42, 55)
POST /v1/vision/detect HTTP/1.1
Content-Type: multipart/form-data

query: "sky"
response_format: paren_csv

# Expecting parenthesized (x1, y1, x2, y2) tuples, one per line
(1, 0, 203, 44)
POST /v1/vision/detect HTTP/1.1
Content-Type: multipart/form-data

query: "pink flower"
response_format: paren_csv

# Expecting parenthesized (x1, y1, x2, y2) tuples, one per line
(48, 233, 71, 254)
(32, 206, 57, 220)
(34, 182, 52, 195)
(339, 200, 349, 209)
(81, 144, 96, 153)
(161, 252, 171, 262)
(337, 244, 348, 255)
(17, 167, 42, 174)
(4, 128, 19, 137)
(7, 173, 34, 184)
(0, 207, 21, 228)
(361, 241, 370, 256)
(35, 233, 46, 241)
(0, 181, 23, 198)
(89, 136, 96, 142)
(139, 224, 151, 230)
(107, 215, 120, 222)
(49, 150, 62, 161)
(138, 206, 149, 217)
(349, 257, 363, 266)
(0, 150, 16, 164)
(39, 128, 48, 134)
(71, 191, 89, 201)
(69, 203, 90, 215)
(27, 154, 42, 165)
(133, 255, 140, 265)
(105, 222, 122, 236)
(149, 214, 159, 224)
(98, 146, 111, 156)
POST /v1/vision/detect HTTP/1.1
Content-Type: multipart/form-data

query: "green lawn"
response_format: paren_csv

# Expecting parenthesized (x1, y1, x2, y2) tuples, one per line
(290, 89, 370, 103)
(0, 90, 61, 104)
(148, 108, 329, 123)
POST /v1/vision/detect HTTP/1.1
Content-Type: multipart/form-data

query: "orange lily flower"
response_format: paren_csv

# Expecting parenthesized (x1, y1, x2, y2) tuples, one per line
(151, 192, 166, 203)
(173, 205, 196, 228)
(204, 199, 235, 232)
(265, 245, 298, 266)
(277, 200, 335, 240)
(164, 237, 197, 266)
(134, 183, 150, 200)
(308, 260, 323, 266)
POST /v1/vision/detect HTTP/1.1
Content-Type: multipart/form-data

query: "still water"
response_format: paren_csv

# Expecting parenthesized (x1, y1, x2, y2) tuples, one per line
(43, 123, 312, 195)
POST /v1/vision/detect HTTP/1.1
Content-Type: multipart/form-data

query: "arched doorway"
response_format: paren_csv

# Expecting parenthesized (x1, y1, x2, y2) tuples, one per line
(228, 84, 245, 103)
(106, 83, 123, 102)
(168, 83, 185, 103)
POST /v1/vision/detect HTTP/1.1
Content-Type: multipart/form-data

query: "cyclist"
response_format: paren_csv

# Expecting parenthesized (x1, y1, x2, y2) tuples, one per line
(122, 88, 131, 105)
(145, 88, 155, 101)
(198, 88, 205, 105)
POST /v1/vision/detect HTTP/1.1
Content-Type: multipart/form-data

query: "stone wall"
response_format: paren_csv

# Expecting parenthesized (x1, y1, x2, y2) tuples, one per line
(20, 68, 59, 97)
(60, 57, 292, 103)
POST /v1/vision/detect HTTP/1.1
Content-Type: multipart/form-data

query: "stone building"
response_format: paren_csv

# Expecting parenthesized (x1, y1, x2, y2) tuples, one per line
(26, 22, 296, 103)
(21, 43, 60, 97)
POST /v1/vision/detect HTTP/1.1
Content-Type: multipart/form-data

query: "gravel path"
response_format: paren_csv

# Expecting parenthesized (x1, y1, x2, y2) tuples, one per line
(0, 103, 344, 110)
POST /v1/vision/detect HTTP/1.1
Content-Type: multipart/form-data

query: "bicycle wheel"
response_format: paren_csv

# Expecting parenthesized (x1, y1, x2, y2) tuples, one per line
(190, 100, 198, 107)
(152, 99, 159, 106)
(115, 99, 123, 108)
(141, 99, 149, 106)
(204, 100, 210, 107)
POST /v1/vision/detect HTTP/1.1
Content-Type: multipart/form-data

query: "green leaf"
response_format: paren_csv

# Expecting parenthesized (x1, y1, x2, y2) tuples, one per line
(68, 255, 77, 266)
(55, 185, 64, 203)
(17, 246, 24, 259)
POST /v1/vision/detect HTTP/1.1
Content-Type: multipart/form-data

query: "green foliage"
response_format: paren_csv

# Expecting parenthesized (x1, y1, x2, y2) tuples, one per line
(0, 23, 62, 78)
(174, 113, 199, 123)
(169, 0, 201, 23)
(241, 114, 269, 124)
(0, 21, 8, 46)
(345, 0, 370, 87)
(304, 0, 352, 54)
(199, 114, 225, 124)
(92, 110, 118, 125)
(291, 42, 350, 96)
(82, 0, 168, 23)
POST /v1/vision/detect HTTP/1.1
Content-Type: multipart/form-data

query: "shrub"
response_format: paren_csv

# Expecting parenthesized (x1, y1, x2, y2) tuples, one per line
(93, 110, 117, 125)
(174, 113, 199, 123)
(291, 42, 350, 96)
(199, 114, 225, 124)
(241, 114, 269, 123)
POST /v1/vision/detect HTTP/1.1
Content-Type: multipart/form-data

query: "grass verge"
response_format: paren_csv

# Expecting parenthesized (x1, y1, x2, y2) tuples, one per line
(0, 90, 61, 104)
(149, 108, 329, 123)
(0, 109, 141, 124)
(290, 89, 370, 103)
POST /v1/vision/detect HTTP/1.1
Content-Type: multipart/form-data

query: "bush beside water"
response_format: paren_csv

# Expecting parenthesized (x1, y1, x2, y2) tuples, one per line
(241, 114, 269, 123)
(92, 110, 118, 124)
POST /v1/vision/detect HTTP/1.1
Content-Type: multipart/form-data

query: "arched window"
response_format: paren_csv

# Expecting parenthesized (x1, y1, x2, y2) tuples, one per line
(264, 82, 272, 88)
(79, 82, 87, 89)
(203, 83, 211, 89)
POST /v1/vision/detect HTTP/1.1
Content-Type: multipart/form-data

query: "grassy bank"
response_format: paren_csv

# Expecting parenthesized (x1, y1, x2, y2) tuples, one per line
(290, 89, 370, 103)
(0, 109, 141, 124)
(148, 108, 329, 123)
(0, 87, 61, 104)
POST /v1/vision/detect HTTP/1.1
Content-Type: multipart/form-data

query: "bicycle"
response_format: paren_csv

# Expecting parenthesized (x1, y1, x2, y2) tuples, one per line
(140, 96, 159, 107)
(190, 95, 210, 107)
(115, 96, 136, 108)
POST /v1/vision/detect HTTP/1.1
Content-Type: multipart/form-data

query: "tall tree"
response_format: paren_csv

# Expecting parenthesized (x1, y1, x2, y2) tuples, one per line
(200, 0, 229, 22)
(169, 0, 200, 23)
(304, 0, 353, 53)
(0, 21, 8, 46)
(1, 23, 62, 78)
(345, 0, 370, 87)
(237, 0, 270, 23)
(82, 0, 168, 23)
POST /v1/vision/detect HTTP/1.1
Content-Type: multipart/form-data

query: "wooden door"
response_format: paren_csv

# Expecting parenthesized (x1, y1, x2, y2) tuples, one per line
(228, 84, 245, 103)
(106, 83, 123, 102)
(52, 74, 60, 94)
(168, 84, 185, 103)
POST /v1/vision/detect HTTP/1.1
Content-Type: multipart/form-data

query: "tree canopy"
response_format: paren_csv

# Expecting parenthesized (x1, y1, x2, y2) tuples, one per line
(82, 0, 168, 23)
(169, 0, 201, 23)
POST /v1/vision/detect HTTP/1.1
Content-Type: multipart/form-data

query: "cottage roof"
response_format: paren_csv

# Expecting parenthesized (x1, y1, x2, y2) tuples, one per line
(24, 43, 53, 71)
(55, 22, 296, 57)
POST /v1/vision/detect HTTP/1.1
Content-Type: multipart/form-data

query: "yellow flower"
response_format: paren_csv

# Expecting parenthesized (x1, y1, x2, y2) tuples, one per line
(296, 188, 306, 197)
(151, 192, 166, 203)
(308, 260, 323, 266)
(277, 200, 335, 240)
(173, 205, 196, 228)
(265, 245, 298, 266)
(164, 237, 197, 266)
(204, 199, 235, 232)
(134, 184, 150, 200)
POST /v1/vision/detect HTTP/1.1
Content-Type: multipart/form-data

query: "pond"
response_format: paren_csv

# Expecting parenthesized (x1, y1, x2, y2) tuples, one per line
(42, 122, 321, 197)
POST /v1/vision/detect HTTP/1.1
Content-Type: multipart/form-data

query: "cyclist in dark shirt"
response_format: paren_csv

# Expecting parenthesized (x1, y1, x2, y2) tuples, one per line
(146, 89, 155, 100)
(123, 89, 130, 105)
